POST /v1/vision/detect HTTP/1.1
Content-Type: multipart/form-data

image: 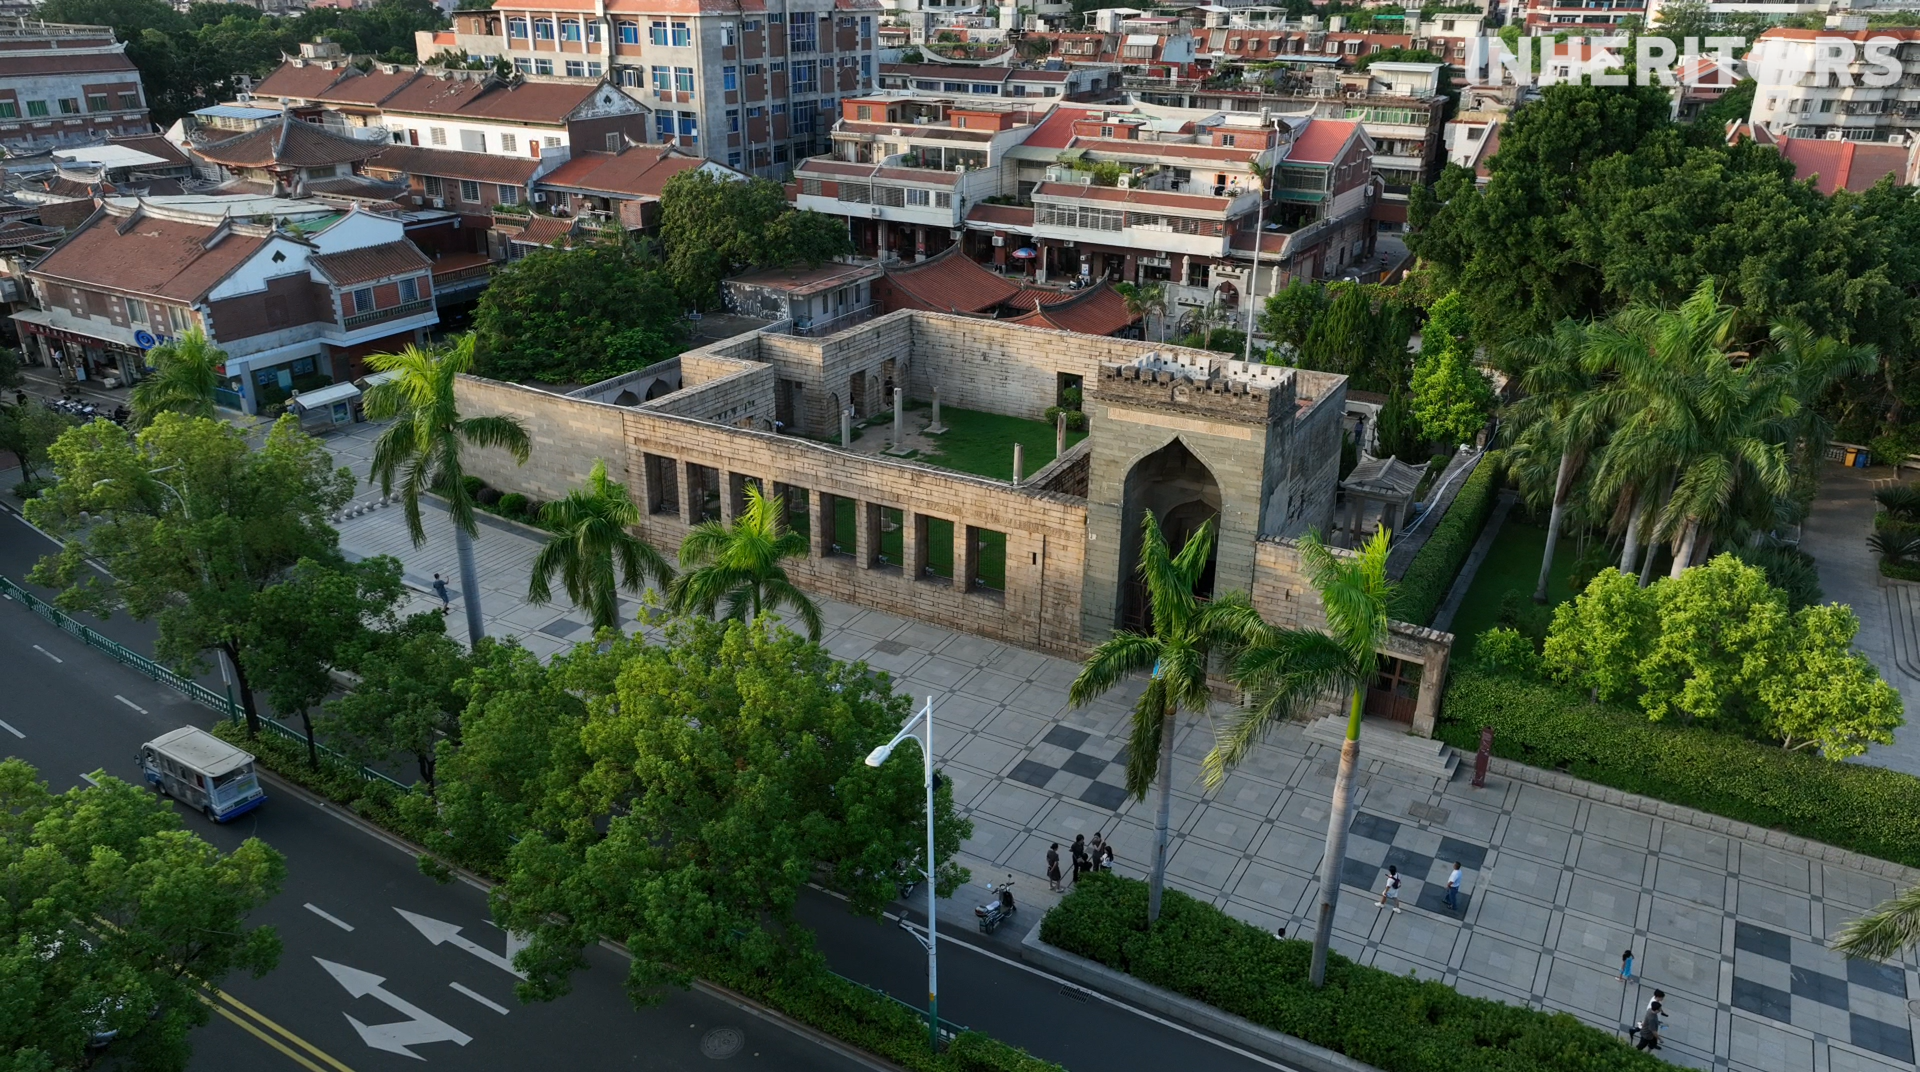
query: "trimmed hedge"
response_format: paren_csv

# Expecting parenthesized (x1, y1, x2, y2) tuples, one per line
(1041, 873, 1664, 1072)
(216, 719, 1061, 1072)
(1438, 668, 1920, 869)
(1396, 453, 1501, 625)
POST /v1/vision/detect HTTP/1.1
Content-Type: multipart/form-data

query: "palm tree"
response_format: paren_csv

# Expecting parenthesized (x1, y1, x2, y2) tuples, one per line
(1835, 885, 1920, 961)
(529, 459, 674, 630)
(1204, 528, 1392, 988)
(129, 328, 223, 427)
(1068, 511, 1249, 924)
(363, 335, 531, 646)
(1502, 318, 1601, 603)
(1755, 319, 1877, 481)
(1116, 281, 1168, 343)
(668, 483, 822, 639)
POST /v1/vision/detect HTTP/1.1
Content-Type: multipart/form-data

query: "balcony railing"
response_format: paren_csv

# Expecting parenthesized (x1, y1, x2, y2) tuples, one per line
(794, 303, 877, 338)
(343, 297, 434, 331)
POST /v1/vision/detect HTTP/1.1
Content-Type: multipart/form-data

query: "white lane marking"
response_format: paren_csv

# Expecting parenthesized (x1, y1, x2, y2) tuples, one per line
(79, 773, 99, 787)
(395, 908, 528, 979)
(114, 694, 148, 715)
(448, 982, 509, 1015)
(303, 903, 355, 932)
(0, 719, 22, 738)
(313, 958, 472, 1058)
(33, 644, 62, 663)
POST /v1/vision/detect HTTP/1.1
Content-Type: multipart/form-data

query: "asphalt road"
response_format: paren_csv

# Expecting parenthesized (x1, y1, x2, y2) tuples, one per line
(0, 503, 1294, 1072)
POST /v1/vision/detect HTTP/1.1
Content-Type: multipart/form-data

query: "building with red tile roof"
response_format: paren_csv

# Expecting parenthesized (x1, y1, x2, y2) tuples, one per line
(873, 246, 1021, 314)
(0, 21, 151, 154)
(535, 144, 744, 231)
(1004, 282, 1137, 337)
(1730, 122, 1920, 195)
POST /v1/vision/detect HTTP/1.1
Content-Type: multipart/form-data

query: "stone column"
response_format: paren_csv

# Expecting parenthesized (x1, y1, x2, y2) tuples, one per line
(891, 387, 905, 453)
(856, 501, 876, 569)
(1410, 639, 1449, 739)
(928, 386, 946, 434)
(1055, 411, 1067, 456)
(809, 493, 830, 558)
(679, 461, 696, 528)
(841, 405, 852, 447)
(956, 522, 975, 591)
(904, 512, 925, 580)
(1012, 442, 1024, 484)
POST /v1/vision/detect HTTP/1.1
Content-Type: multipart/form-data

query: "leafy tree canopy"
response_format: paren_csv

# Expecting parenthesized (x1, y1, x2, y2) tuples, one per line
(472, 236, 685, 384)
(443, 618, 969, 1004)
(0, 759, 284, 1072)
(659, 170, 853, 309)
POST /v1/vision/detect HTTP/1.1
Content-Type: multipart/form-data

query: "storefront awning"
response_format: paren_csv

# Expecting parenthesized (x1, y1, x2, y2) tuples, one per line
(288, 382, 361, 410)
(11, 306, 144, 351)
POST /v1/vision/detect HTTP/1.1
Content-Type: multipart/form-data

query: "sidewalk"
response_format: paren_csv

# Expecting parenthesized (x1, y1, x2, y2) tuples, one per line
(320, 422, 1919, 1072)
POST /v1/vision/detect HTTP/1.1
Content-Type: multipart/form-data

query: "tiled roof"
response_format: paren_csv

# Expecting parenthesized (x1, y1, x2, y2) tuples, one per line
(363, 145, 540, 185)
(34, 199, 98, 231)
(309, 240, 431, 285)
(31, 210, 268, 302)
(108, 135, 191, 168)
(0, 51, 139, 77)
(508, 216, 577, 248)
(306, 174, 410, 201)
(965, 203, 1034, 228)
(877, 247, 1019, 314)
(376, 74, 489, 116)
(537, 146, 714, 199)
(0, 220, 62, 249)
(727, 260, 880, 296)
(252, 62, 358, 101)
(1006, 282, 1135, 336)
(1002, 286, 1078, 311)
(1777, 139, 1910, 195)
(454, 80, 610, 124)
(1284, 119, 1360, 165)
(1022, 108, 1101, 150)
(195, 113, 394, 168)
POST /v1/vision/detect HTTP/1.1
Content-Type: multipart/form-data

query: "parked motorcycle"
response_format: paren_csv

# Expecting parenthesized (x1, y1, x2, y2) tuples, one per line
(974, 875, 1017, 934)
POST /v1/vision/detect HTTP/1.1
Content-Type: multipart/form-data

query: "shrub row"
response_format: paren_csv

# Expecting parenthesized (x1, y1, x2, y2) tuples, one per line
(214, 719, 1061, 1072)
(1040, 873, 1665, 1072)
(1396, 453, 1502, 625)
(1437, 668, 1920, 869)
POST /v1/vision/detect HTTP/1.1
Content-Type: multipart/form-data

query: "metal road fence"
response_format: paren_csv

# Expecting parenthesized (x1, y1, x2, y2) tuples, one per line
(0, 574, 409, 792)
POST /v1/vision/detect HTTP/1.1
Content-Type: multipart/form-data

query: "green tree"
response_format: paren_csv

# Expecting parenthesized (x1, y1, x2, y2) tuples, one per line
(1835, 884, 1920, 961)
(129, 328, 224, 428)
(1205, 528, 1392, 988)
(325, 618, 468, 787)
(1067, 512, 1250, 924)
(0, 400, 76, 487)
(1115, 280, 1168, 342)
(1501, 318, 1600, 602)
(243, 556, 405, 767)
(1543, 567, 1662, 702)
(1760, 603, 1903, 758)
(0, 758, 284, 1072)
(1410, 292, 1494, 448)
(363, 336, 532, 647)
(669, 483, 821, 639)
(482, 620, 969, 1002)
(472, 237, 684, 384)
(659, 170, 852, 309)
(1259, 278, 1327, 355)
(1374, 377, 1422, 461)
(26, 414, 353, 735)
(529, 458, 673, 630)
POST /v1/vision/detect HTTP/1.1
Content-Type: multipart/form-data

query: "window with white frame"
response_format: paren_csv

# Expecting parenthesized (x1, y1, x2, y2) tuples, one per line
(424, 175, 445, 198)
(905, 188, 930, 206)
(429, 127, 447, 146)
(561, 20, 581, 41)
(460, 179, 481, 202)
(514, 57, 532, 73)
(566, 60, 584, 77)
(792, 60, 816, 92)
(399, 277, 419, 303)
(353, 288, 374, 313)
(674, 66, 694, 93)
(534, 19, 554, 40)
(649, 19, 668, 45)
(535, 58, 553, 75)
(671, 21, 690, 46)
(508, 17, 528, 37)
(498, 184, 520, 204)
(501, 133, 517, 152)
(619, 21, 639, 44)
(460, 130, 485, 152)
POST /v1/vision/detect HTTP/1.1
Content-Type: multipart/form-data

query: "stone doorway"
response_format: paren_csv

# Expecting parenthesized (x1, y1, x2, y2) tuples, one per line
(1118, 438, 1221, 631)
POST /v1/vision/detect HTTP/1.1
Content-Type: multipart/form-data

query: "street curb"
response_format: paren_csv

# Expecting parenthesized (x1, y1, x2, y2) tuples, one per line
(1017, 920, 1384, 1072)
(242, 765, 909, 1072)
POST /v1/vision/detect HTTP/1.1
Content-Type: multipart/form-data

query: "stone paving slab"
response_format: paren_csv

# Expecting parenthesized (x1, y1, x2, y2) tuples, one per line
(317, 419, 1920, 1072)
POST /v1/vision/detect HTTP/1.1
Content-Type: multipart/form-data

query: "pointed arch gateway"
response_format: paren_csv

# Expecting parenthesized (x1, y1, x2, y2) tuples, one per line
(1118, 437, 1222, 631)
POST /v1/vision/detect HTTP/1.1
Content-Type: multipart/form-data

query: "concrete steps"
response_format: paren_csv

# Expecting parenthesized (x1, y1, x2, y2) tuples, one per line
(1887, 581, 1920, 682)
(1303, 715, 1459, 780)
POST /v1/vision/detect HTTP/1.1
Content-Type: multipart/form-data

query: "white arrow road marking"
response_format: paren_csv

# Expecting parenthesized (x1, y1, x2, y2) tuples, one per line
(394, 908, 528, 979)
(313, 957, 472, 1060)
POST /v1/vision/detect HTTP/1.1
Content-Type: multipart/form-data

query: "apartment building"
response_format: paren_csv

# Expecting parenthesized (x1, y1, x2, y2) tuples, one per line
(795, 96, 1377, 309)
(427, 0, 884, 175)
(14, 197, 440, 411)
(246, 42, 651, 160)
(876, 62, 1119, 100)
(1517, 0, 1648, 33)
(0, 21, 150, 155)
(1747, 23, 1920, 142)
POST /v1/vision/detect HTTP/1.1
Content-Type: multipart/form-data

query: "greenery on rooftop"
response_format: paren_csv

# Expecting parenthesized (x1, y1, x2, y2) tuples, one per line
(914, 402, 1087, 483)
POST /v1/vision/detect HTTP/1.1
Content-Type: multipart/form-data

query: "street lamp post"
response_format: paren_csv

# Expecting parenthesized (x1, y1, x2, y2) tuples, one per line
(864, 696, 939, 1053)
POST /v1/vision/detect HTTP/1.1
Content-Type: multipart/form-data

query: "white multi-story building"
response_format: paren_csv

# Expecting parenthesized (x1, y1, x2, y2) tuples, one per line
(0, 21, 151, 155)
(423, 0, 884, 176)
(1747, 21, 1920, 142)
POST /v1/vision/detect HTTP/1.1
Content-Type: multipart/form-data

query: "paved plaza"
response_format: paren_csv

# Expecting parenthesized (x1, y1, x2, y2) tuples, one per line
(308, 420, 1920, 1072)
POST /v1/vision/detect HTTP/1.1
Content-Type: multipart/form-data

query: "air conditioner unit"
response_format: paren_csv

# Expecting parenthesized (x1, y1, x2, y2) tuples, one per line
(1890, 133, 1909, 146)
(413, 195, 425, 205)
(1826, 129, 1844, 140)
(992, 234, 1005, 246)
(431, 197, 445, 208)
(869, 205, 882, 217)
(531, 191, 546, 202)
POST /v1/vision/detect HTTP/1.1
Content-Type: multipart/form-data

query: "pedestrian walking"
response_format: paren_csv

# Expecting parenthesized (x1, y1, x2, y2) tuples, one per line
(1046, 844, 1062, 892)
(1620, 949, 1635, 982)
(1070, 835, 1088, 883)
(1444, 861, 1463, 911)
(1376, 865, 1402, 913)
(432, 573, 452, 613)
(1634, 1001, 1664, 1051)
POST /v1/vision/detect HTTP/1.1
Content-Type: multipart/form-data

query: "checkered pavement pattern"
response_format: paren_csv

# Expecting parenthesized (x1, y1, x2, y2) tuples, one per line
(1006, 725, 1132, 812)
(1731, 921, 1913, 1063)
(1340, 810, 1490, 915)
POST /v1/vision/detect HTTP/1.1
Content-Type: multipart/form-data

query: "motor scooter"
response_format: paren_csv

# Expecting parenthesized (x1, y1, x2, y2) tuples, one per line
(974, 875, 1016, 934)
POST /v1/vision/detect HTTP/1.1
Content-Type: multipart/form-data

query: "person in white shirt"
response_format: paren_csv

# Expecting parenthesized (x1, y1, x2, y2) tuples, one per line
(1445, 862, 1464, 911)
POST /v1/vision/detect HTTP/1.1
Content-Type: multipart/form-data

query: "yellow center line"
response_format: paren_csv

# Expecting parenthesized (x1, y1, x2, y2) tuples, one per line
(202, 988, 359, 1072)
(200, 996, 329, 1072)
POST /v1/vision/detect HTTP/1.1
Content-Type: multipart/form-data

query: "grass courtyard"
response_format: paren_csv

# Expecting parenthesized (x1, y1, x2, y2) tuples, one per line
(1445, 517, 1583, 658)
(916, 403, 1087, 482)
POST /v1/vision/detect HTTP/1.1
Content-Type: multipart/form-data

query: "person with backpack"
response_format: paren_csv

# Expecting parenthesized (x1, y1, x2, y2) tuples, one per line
(1376, 865, 1402, 913)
